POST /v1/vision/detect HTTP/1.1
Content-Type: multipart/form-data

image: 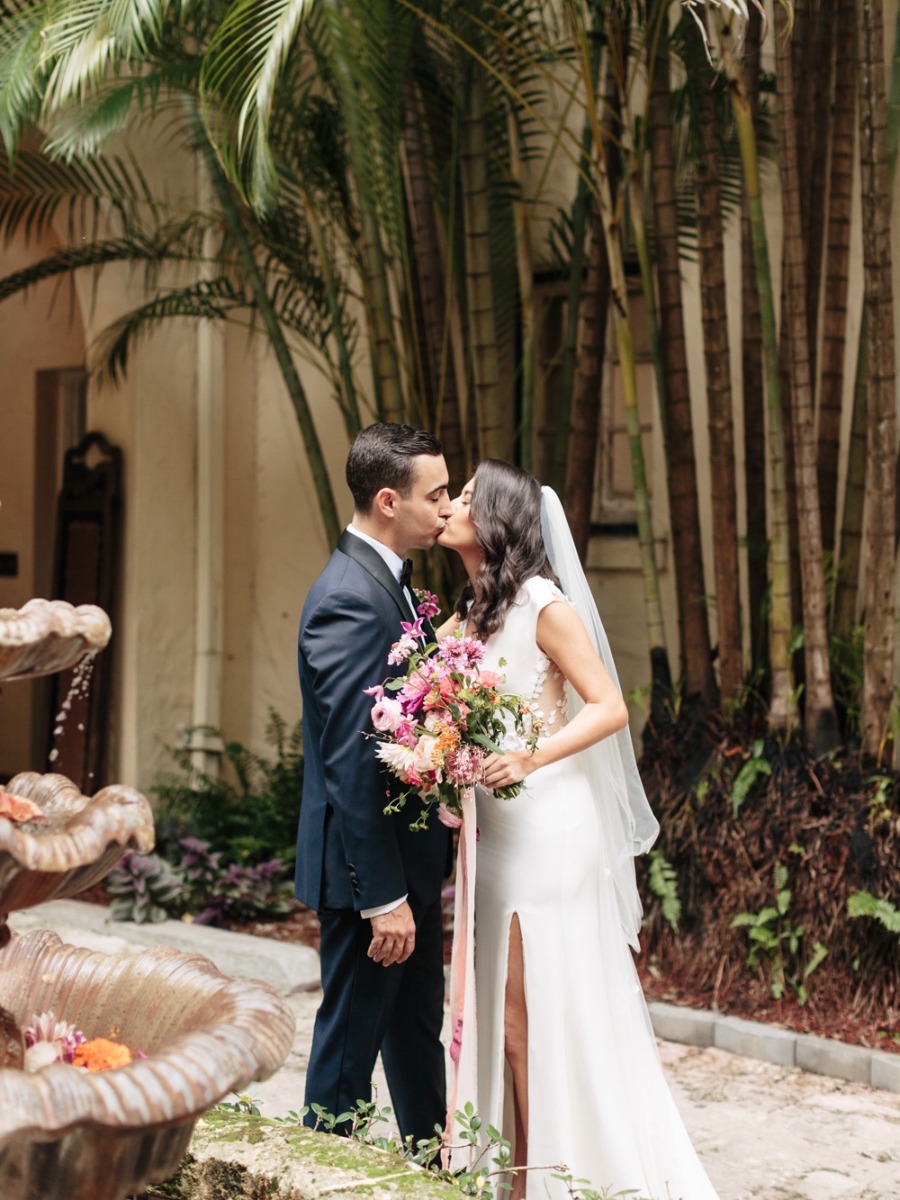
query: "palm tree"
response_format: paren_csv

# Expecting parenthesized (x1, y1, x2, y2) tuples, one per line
(738, 5, 767, 678)
(857, 0, 898, 760)
(646, 6, 717, 708)
(715, 7, 796, 732)
(818, 0, 856, 560)
(687, 16, 742, 705)
(773, 0, 838, 751)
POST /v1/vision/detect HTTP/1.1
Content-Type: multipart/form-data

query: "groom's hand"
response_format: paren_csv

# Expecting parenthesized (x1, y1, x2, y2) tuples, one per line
(368, 901, 416, 966)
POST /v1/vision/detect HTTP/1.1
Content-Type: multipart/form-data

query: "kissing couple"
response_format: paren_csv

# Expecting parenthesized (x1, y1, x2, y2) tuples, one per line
(295, 422, 721, 1200)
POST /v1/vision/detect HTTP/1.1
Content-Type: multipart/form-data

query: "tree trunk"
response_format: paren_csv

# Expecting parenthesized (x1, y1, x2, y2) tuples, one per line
(646, 16, 716, 707)
(775, 2, 839, 751)
(740, 7, 768, 677)
(563, 59, 619, 560)
(508, 107, 535, 470)
(564, 202, 611, 562)
(833, 337, 867, 635)
(858, 0, 897, 760)
(693, 40, 743, 703)
(461, 67, 506, 459)
(717, 12, 795, 731)
(570, 0, 671, 720)
(818, 0, 856, 558)
(401, 80, 467, 485)
(797, 0, 834, 391)
(549, 34, 603, 496)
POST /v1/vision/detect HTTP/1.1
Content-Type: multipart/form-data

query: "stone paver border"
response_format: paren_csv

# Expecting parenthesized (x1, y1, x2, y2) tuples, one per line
(648, 1001, 900, 1093)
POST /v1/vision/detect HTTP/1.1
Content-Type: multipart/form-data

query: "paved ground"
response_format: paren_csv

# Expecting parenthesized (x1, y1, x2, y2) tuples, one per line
(9, 901, 900, 1199)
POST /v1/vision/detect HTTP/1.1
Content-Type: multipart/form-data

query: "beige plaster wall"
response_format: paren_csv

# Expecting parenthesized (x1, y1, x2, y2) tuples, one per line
(0, 229, 86, 779)
(76, 135, 201, 792)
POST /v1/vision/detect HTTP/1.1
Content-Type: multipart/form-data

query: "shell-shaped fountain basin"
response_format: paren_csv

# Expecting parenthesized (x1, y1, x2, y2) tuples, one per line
(0, 929, 296, 1200)
(0, 599, 112, 682)
(0, 773, 154, 918)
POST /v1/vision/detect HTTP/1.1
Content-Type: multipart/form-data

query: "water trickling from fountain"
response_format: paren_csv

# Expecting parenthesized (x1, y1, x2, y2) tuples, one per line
(47, 652, 96, 767)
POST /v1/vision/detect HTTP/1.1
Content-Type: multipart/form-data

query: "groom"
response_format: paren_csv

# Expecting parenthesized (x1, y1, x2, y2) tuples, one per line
(295, 422, 453, 1145)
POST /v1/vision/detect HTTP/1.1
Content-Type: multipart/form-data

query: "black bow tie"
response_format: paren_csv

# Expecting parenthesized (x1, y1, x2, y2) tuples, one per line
(399, 558, 414, 592)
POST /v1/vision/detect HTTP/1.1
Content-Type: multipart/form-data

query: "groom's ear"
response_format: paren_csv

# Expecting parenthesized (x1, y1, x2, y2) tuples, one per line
(373, 486, 399, 519)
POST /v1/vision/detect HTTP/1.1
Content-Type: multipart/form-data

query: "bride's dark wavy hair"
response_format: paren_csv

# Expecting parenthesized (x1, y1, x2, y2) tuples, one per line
(454, 460, 560, 639)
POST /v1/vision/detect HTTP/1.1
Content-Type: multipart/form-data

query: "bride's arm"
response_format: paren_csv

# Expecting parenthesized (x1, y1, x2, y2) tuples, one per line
(434, 614, 463, 641)
(481, 601, 629, 789)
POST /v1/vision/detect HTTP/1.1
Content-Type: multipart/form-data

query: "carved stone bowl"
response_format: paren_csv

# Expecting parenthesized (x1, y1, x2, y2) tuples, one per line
(0, 599, 111, 683)
(0, 929, 296, 1200)
(0, 773, 154, 922)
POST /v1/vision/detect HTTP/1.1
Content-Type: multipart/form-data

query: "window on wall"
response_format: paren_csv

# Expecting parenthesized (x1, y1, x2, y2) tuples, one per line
(533, 275, 656, 531)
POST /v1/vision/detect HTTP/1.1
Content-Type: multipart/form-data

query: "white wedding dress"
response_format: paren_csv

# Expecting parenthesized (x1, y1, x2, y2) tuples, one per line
(450, 576, 720, 1200)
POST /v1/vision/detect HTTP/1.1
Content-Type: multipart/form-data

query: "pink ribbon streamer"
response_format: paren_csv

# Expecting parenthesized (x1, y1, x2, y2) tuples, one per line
(443, 785, 478, 1170)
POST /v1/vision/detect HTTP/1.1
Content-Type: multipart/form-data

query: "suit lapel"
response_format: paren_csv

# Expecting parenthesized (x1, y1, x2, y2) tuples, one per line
(337, 531, 436, 644)
(337, 530, 412, 626)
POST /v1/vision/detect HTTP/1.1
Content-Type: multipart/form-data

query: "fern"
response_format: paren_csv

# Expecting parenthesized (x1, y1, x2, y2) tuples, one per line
(847, 890, 900, 936)
(731, 739, 772, 817)
(647, 851, 682, 932)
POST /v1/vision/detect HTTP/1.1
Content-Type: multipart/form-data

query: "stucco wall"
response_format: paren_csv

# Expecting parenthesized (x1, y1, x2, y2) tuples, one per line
(0, 228, 86, 779)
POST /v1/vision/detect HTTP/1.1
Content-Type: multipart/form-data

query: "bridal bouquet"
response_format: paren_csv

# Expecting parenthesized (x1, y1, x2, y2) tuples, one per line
(365, 592, 541, 831)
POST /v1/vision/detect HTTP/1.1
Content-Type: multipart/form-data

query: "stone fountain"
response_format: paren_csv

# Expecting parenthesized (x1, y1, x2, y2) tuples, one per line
(0, 600, 295, 1200)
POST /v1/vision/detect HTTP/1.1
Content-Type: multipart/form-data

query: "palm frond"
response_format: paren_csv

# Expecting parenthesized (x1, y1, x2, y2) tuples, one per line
(200, 0, 311, 209)
(0, 0, 48, 151)
(0, 145, 152, 241)
(91, 274, 247, 382)
(39, 0, 171, 112)
(0, 226, 207, 302)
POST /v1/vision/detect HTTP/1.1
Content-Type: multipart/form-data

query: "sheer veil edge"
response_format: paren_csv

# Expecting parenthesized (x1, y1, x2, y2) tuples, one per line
(540, 485, 659, 949)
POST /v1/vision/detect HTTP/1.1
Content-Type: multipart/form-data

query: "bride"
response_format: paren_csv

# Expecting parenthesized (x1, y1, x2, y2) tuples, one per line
(436, 460, 721, 1200)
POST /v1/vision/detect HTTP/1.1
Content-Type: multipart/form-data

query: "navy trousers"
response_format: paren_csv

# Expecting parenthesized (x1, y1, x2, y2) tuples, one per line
(303, 894, 446, 1146)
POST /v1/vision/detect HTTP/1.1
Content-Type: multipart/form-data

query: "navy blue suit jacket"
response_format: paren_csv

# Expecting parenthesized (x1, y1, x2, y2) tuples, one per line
(295, 532, 450, 913)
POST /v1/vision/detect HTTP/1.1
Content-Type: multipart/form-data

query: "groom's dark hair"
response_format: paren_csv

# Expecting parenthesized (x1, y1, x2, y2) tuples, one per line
(347, 422, 443, 513)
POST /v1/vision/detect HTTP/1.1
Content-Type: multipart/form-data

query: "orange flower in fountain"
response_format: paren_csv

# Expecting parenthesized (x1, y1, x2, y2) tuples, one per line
(74, 1037, 133, 1072)
(0, 792, 44, 824)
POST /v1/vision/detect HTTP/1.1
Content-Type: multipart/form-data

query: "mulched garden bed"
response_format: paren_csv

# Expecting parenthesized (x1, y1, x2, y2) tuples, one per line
(636, 707, 900, 1054)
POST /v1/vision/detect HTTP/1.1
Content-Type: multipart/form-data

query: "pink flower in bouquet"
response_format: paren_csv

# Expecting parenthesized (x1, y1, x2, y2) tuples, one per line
(366, 612, 539, 831)
(422, 672, 457, 712)
(388, 632, 419, 665)
(478, 669, 504, 689)
(414, 589, 441, 620)
(445, 744, 484, 787)
(371, 696, 404, 732)
(436, 635, 485, 671)
(399, 667, 433, 711)
(395, 719, 419, 748)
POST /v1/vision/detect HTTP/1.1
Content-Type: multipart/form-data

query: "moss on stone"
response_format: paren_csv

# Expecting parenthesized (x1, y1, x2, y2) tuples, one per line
(151, 1110, 462, 1200)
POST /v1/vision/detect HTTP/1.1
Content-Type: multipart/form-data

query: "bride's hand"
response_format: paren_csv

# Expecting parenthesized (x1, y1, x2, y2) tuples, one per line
(481, 749, 534, 789)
